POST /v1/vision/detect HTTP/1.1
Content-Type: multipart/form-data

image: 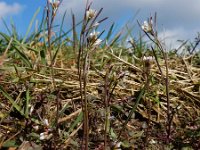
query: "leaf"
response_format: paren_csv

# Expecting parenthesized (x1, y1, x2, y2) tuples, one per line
(0, 85, 24, 117)
(110, 128, 117, 139)
(121, 140, 131, 148)
(106, 23, 115, 42)
(67, 111, 83, 134)
(1, 18, 12, 36)
(25, 88, 30, 118)
(3, 140, 17, 148)
(13, 45, 33, 68)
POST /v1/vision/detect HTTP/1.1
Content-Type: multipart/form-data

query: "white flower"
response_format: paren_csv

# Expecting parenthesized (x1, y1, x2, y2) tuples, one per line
(86, 9, 96, 20)
(33, 125, 39, 131)
(49, 0, 60, 9)
(88, 31, 102, 46)
(143, 56, 154, 61)
(141, 20, 152, 33)
(92, 22, 100, 28)
(177, 105, 182, 110)
(29, 105, 34, 115)
(112, 142, 122, 150)
(40, 132, 53, 140)
(93, 39, 102, 46)
(149, 139, 157, 144)
(43, 119, 49, 127)
(88, 31, 100, 42)
(48, 0, 60, 4)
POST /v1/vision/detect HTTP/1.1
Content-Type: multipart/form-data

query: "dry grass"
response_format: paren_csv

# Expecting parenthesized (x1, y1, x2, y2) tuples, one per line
(0, 49, 199, 149)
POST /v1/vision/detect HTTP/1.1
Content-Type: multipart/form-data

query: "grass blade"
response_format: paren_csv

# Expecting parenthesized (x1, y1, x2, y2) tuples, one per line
(22, 7, 41, 43)
(68, 111, 83, 134)
(25, 88, 30, 118)
(1, 18, 12, 36)
(0, 85, 24, 116)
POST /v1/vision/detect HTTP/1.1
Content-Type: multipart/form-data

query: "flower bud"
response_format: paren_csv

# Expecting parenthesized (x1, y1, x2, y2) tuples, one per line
(86, 9, 96, 20)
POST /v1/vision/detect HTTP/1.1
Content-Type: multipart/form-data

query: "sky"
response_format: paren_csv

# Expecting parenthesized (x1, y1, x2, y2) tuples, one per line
(1, 0, 200, 49)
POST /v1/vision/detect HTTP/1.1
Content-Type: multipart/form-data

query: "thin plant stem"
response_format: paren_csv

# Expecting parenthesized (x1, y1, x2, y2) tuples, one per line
(152, 37, 171, 143)
(143, 60, 152, 148)
(46, 0, 56, 89)
(104, 64, 110, 149)
(140, 20, 171, 143)
(83, 51, 89, 150)
(78, 2, 90, 149)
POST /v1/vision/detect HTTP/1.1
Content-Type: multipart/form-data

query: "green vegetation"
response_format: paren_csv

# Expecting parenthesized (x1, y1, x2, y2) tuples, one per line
(0, 1, 199, 149)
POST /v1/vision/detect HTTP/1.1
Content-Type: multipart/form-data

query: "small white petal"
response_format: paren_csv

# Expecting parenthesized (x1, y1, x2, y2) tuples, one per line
(86, 9, 96, 20)
(143, 56, 154, 61)
(88, 31, 99, 41)
(141, 20, 152, 32)
(39, 132, 53, 140)
(92, 22, 100, 28)
(43, 119, 49, 126)
(113, 142, 122, 150)
(33, 125, 39, 131)
(48, 0, 53, 3)
(29, 105, 34, 115)
(93, 39, 102, 46)
(177, 105, 182, 110)
(40, 132, 47, 140)
(149, 139, 157, 144)
(142, 122, 148, 129)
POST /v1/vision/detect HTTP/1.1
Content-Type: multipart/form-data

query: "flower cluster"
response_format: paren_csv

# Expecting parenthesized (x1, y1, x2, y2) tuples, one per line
(39, 119, 53, 140)
(143, 56, 154, 61)
(141, 18, 154, 35)
(141, 21, 152, 33)
(87, 30, 102, 47)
